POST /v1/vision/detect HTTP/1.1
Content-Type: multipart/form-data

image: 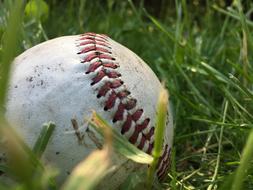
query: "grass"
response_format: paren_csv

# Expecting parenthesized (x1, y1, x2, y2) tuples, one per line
(0, 0, 253, 189)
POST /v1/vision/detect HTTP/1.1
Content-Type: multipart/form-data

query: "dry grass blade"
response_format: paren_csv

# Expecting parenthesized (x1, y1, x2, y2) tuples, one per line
(62, 145, 111, 190)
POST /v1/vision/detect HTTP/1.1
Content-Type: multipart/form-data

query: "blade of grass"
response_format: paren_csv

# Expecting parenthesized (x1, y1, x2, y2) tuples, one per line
(231, 129, 253, 190)
(127, 0, 143, 25)
(89, 112, 153, 164)
(62, 144, 111, 190)
(175, 63, 218, 116)
(0, 116, 56, 188)
(0, 116, 35, 185)
(147, 86, 168, 189)
(207, 101, 228, 190)
(170, 149, 177, 190)
(32, 122, 55, 158)
(223, 88, 253, 119)
(0, 0, 24, 112)
(233, 0, 251, 87)
(201, 61, 253, 100)
(176, 129, 222, 140)
(212, 4, 253, 27)
(143, 9, 176, 44)
(143, 8, 202, 61)
(189, 117, 251, 128)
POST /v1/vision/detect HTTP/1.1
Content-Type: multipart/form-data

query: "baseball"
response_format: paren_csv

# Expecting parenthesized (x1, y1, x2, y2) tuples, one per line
(5, 32, 173, 188)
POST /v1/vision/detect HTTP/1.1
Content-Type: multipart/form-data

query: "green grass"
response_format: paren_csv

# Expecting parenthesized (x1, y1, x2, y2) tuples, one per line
(0, 0, 253, 189)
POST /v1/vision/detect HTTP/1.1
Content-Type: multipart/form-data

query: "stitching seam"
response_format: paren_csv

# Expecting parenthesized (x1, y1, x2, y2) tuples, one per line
(76, 32, 170, 179)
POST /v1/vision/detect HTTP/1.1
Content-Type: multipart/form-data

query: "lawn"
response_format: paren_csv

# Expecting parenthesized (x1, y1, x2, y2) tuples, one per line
(0, 0, 253, 189)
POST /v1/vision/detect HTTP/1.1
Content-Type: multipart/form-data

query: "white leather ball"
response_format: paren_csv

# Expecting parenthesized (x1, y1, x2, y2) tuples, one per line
(5, 33, 173, 188)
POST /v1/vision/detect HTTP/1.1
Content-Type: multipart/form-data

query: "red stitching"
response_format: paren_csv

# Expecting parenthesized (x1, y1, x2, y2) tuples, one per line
(124, 98, 137, 110)
(158, 163, 170, 180)
(117, 90, 130, 99)
(121, 114, 132, 134)
(157, 144, 168, 166)
(79, 36, 107, 43)
(132, 109, 143, 121)
(129, 118, 150, 144)
(97, 80, 123, 98)
(147, 142, 154, 154)
(81, 32, 108, 39)
(104, 91, 117, 110)
(86, 61, 102, 74)
(79, 45, 110, 54)
(137, 135, 146, 149)
(82, 52, 115, 63)
(77, 32, 171, 180)
(91, 69, 121, 85)
(144, 126, 154, 141)
(103, 62, 119, 69)
(157, 148, 171, 179)
(79, 40, 110, 47)
(113, 103, 125, 122)
(86, 62, 118, 74)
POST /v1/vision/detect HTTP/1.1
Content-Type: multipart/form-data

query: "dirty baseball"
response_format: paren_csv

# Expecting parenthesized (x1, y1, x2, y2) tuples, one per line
(5, 32, 173, 188)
